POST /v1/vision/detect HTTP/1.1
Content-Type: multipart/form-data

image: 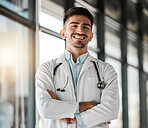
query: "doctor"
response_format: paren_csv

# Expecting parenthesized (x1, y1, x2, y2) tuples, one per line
(36, 7, 119, 128)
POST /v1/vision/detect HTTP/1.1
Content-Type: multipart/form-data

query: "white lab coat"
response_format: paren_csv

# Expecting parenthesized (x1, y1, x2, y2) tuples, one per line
(36, 53, 119, 128)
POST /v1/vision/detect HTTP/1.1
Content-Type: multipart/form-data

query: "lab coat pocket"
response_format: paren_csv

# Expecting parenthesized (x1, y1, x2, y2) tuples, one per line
(84, 78, 101, 102)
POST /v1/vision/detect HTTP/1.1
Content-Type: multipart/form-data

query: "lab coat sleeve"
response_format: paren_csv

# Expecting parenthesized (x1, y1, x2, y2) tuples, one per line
(35, 63, 79, 119)
(81, 63, 120, 127)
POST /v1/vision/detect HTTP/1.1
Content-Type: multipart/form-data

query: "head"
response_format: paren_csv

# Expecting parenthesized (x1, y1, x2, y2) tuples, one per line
(60, 7, 94, 53)
(64, 7, 93, 28)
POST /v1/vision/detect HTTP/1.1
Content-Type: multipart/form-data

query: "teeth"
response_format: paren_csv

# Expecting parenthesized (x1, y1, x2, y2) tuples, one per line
(73, 36, 84, 39)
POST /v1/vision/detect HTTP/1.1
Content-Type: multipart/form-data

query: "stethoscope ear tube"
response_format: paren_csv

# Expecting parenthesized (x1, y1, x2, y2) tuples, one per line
(53, 63, 62, 75)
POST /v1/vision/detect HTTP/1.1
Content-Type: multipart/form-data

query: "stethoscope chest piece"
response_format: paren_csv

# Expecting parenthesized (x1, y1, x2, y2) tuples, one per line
(97, 81, 105, 89)
(56, 88, 65, 92)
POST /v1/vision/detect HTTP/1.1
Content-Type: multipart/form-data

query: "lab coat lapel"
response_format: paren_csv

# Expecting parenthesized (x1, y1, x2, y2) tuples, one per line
(56, 54, 76, 100)
(79, 54, 97, 76)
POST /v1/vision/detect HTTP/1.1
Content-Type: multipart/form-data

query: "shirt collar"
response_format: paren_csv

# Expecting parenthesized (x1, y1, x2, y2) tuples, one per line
(64, 49, 88, 64)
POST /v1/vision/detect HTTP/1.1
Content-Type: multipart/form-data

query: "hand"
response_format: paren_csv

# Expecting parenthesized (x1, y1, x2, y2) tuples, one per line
(79, 101, 98, 112)
(47, 89, 77, 124)
(108, 121, 111, 124)
(79, 102, 111, 124)
(58, 117, 77, 124)
(46, 90, 111, 125)
(47, 89, 57, 99)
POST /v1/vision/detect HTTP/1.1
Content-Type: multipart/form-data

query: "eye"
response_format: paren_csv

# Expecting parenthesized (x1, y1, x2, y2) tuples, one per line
(71, 25, 77, 28)
(83, 26, 89, 30)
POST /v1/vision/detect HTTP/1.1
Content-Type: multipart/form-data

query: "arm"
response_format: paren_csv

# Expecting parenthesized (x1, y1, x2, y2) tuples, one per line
(80, 64, 119, 127)
(47, 89, 77, 124)
(47, 89, 111, 124)
(36, 63, 78, 119)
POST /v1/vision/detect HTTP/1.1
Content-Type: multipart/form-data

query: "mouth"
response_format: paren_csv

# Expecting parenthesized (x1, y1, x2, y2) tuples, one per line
(73, 35, 86, 40)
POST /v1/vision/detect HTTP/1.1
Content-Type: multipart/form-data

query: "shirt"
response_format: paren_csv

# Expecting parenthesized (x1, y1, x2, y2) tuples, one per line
(65, 49, 88, 126)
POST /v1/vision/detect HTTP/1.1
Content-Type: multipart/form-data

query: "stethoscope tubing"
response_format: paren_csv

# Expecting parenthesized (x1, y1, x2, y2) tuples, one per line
(53, 61, 105, 92)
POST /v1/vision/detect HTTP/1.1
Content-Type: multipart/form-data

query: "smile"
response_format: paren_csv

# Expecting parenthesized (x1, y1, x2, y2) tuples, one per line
(73, 35, 86, 40)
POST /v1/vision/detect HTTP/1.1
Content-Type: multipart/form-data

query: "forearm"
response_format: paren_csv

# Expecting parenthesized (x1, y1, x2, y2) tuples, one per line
(80, 94, 119, 127)
(79, 101, 98, 112)
(36, 88, 78, 119)
(46, 90, 97, 125)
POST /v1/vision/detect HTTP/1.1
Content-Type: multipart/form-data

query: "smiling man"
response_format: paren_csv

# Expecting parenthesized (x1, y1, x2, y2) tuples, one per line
(60, 11, 93, 62)
(36, 7, 119, 128)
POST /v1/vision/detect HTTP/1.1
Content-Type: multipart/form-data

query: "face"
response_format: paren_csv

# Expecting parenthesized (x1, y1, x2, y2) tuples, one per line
(60, 15, 93, 51)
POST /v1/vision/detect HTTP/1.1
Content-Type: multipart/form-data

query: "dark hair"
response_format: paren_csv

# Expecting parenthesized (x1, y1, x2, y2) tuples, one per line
(64, 7, 93, 27)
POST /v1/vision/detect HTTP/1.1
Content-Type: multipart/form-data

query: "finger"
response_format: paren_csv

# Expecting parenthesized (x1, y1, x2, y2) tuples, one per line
(58, 118, 71, 124)
(58, 119, 67, 123)
(47, 89, 57, 99)
(66, 118, 70, 124)
(70, 117, 77, 124)
(107, 121, 111, 124)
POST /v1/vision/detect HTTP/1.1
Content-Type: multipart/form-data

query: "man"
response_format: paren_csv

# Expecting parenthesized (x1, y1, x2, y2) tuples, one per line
(36, 7, 119, 128)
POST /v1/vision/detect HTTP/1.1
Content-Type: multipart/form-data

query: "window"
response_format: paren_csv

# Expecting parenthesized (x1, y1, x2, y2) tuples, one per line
(105, 0, 121, 21)
(146, 80, 148, 122)
(0, 15, 32, 127)
(143, 41, 148, 72)
(127, 31, 138, 67)
(105, 17, 121, 59)
(39, 32, 65, 64)
(39, 12, 63, 33)
(128, 66, 140, 128)
(0, 0, 29, 19)
(127, 1, 138, 33)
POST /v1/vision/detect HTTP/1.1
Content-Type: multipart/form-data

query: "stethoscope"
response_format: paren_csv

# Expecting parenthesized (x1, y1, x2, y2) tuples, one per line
(53, 61, 105, 92)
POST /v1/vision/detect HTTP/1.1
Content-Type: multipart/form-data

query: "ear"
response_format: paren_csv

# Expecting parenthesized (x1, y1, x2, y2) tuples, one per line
(89, 32, 93, 42)
(60, 29, 66, 39)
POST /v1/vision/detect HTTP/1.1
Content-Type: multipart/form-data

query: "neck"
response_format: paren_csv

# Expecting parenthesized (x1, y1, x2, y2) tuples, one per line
(66, 48, 87, 63)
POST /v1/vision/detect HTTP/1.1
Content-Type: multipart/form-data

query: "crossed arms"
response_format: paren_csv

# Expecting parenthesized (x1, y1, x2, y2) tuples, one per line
(47, 89, 111, 125)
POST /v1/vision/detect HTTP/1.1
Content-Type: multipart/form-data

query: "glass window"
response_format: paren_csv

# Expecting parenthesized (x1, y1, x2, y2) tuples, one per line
(105, 21, 121, 59)
(128, 66, 140, 128)
(40, 0, 64, 33)
(105, 57, 122, 128)
(127, 1, 138, 32)
(0, 0, 29, 19)
(127, 31, 138, 67)
(105, 0, 121, 21)
(39, 12, 63, 33)
(143, 41, 148, 72)
(80, 0, 98, 8)
(88, 17, 97, 49)
(39, 32, 65, 64)
(143, 6, 148, 36)
(0, 15, 32, 127)
(41, 0, 64, 18)
(146, 80, 148, 119)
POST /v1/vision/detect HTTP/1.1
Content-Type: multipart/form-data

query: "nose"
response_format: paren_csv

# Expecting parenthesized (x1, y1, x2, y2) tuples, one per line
(76, 26, 84, 34)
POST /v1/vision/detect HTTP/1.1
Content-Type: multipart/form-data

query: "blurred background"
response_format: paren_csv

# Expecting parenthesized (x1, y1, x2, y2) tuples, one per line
(0, 0, 148, 128)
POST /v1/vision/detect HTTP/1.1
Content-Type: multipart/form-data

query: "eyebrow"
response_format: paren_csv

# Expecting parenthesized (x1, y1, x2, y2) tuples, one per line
(69, 22, 91, 27)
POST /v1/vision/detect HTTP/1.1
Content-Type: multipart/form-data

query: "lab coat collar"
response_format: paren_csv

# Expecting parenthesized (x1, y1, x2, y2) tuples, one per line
(56, 53, 98, 76)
